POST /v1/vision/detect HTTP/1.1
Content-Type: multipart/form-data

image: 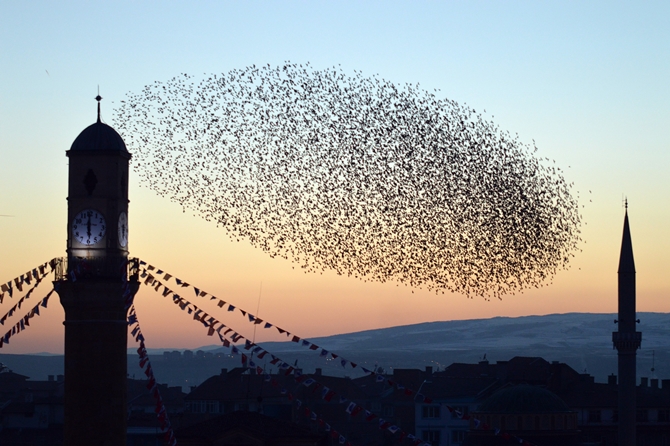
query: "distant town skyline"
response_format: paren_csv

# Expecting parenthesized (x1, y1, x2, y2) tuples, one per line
(1, 1, 669, 353)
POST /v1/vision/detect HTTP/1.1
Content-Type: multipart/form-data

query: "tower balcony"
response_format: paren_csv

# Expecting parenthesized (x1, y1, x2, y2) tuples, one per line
(612, 331, 642, 351)
(54, 256, 140, 281)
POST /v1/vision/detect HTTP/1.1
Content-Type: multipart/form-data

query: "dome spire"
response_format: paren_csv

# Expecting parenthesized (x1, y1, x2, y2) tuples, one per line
(95, 87, 102, 123)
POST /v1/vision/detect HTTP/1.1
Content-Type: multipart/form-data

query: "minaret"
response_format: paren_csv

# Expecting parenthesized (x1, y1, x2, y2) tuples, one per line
(55, 96, 139, 446)
(612, 202, 641, 446)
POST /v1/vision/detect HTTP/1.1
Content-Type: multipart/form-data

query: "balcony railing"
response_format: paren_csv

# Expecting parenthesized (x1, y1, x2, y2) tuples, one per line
(54, 256, 140, 282)
(612, 331, 642, 350)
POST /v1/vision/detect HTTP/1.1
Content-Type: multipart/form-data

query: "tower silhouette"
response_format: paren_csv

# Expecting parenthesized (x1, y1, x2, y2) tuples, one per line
(55, 96, 139, 446)
(612, 204, 640, 446)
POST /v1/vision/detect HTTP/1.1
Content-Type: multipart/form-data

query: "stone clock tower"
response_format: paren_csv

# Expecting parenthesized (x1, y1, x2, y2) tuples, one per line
(55, 96, 139, 446)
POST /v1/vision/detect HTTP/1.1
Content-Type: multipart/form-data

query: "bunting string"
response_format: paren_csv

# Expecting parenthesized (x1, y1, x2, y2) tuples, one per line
(141, 279, 424, 446)
(136, 261, 430, 391)
(0, 258, 59, 304)
(0, 289, 54, 348)
(140, 264, 538, 446)
(128, 305, 177, 446)
(0, 266, 50, 326)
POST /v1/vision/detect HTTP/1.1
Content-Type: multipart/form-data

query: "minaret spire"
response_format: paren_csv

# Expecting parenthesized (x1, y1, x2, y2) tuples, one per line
(618, 207, 635, 275)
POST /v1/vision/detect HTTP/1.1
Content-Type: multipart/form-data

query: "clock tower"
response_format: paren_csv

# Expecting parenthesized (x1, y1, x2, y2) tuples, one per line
(55, 96, 139, 446)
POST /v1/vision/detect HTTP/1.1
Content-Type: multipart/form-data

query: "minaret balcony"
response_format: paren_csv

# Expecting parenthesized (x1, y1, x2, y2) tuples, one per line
(612, 331, 642, 350)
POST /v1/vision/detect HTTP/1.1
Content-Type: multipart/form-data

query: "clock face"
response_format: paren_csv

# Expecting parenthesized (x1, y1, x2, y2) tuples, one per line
(72, 209, 106, 246)
(118, 212, 128, 248)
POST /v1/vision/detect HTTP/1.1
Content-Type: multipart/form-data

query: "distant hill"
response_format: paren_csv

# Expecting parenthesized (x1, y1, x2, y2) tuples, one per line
(2, 313, 668, 389)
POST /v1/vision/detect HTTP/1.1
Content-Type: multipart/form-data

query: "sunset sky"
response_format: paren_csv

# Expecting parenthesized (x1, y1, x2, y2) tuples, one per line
(1, 1, 668, 354)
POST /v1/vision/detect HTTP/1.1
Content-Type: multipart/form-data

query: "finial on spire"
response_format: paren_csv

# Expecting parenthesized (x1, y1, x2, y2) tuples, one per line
(95, 86, 102, 123)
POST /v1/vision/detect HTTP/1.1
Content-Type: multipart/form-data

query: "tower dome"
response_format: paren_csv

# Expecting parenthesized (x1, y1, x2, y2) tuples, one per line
(69, 94, 127, 153)
(70, 122, 127, 152)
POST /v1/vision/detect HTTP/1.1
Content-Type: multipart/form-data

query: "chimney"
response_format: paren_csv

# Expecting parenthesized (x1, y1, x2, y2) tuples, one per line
(650, 378, 658, 389)
(608, 374, 617, 386)
(57, 375, 64, 382)
(425, 366, 433, 375)
(48, 375, 55, 382)
(315, 368, 322, 376)
(640, 377, 648, 387)
(220, 368, 227, 376)
(662, 379, 670, 390)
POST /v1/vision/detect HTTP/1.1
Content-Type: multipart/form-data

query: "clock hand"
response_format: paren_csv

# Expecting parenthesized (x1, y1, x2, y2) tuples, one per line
(87, 216, 92, 238)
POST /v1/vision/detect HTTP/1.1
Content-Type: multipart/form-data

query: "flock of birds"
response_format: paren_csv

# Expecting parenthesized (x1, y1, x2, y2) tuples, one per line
(112, 63, 581, 299)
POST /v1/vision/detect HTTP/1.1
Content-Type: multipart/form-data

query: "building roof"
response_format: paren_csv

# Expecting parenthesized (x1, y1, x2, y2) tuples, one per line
(186, 369, 370, 403)
(477, 384, 572, 414)
(176, 410, 325, 444)
(69, 121, 127, 153)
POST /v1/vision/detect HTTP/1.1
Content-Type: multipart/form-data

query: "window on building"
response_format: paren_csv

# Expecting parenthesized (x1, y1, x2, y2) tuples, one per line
(422, 405, 441, 419)
(554, 415, 564, 430)
(451, 430, 466, 443)
(541, 415, 551, 430)
(207, 400, 219, 413)
(422, 430, 441, 445)
(658, 409, 670, 422)
(637, 409, 649, 422)
(382, 404, 394, 417)
(450, 406, 468, 419)
(588, 410, 602, 423)
(189, 401, 207, 413)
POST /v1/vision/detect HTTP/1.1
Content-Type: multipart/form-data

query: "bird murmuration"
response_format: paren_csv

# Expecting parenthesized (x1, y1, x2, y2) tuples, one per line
(113, 63, 581, 299)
